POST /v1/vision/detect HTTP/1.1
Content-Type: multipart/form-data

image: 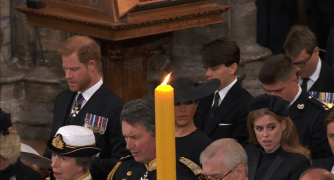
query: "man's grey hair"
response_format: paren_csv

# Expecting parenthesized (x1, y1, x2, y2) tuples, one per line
(120, 98, 155, 136)
(200, 138, 248, 175)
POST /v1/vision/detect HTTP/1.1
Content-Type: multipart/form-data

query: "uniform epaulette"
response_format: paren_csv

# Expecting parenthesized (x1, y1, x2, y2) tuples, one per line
(107, 161, 122, 180)
(308, 95, 329, 110)
(117, 155, 133, 162)
(179, 157, 202, 176)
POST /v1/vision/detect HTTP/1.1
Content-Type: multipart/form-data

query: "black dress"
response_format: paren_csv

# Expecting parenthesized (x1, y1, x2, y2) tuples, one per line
(176, 129, 213, 166)
(245, 145, 311, 180)
(0, 159, 42, 180)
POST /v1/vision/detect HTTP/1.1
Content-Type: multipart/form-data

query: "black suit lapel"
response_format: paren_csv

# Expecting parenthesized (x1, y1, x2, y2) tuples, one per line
(71, 85, 108, 126)
(196, 94, 214, 130)
(202, 83, 240, 135)
(261, 150, 287, 180)
(248, 148, 260, 180)
(60, 91, 76, 125)
(289, 90, 308, 120)
(324, 156, 334, 171)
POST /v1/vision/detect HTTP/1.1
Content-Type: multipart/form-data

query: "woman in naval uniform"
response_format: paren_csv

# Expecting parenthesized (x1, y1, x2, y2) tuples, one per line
(47, 125, 101, 180)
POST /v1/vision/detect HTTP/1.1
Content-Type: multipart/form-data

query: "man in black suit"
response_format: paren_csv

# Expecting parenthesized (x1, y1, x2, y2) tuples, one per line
(283, 25, 334, 93)
(314, 108, 334, 172)
(259, 54, 332, 159)
(194, 38, 253, 144)
(39, 35, 129, 179)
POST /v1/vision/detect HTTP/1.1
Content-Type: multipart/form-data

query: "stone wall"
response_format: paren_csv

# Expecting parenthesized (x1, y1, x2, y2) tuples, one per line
(1, 0, 271, 143)
(1, 0, 68, 142)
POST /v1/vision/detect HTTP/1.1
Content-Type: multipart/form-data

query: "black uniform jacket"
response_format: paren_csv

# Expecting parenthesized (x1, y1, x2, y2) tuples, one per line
(195, 81, 253, 144)
(308, 61, 334, 93)
(289, 90, 332, 159)
(313, 156, 334, 171)
(0, 159, 42, 180)
(43, 84, 129, 179)
(107, 156, 200, 180)
(245, 145, 311, 180)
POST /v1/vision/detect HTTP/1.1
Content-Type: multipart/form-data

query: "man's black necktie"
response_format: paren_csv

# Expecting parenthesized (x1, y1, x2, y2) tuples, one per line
(70, 93, 84, 122)
(210, 92, 220, 120)
(301, 78, 309, 91)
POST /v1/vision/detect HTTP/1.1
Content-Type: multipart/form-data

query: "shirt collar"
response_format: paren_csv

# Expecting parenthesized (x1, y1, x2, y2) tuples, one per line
(79, 78, 103, 101)
(145, 158, 157, 171)
(217, 78, 237, 101)
(290, 85, 302, 106)
(298, 56, 321, 82)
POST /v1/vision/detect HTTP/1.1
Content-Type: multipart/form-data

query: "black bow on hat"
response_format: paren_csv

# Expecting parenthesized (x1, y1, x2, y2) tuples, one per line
(248, 94, 290, 116)
(169, 77, 220, 103)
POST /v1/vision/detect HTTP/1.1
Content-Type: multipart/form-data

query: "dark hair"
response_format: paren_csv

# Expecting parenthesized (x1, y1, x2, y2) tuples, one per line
(200, 38, 240, 68)
(58, 35, 101, 68)
(247, 108, 310, 159)
(283, 25, 318, 57)
(325, 108, 334, 126)
(0, 108, 12, 136)
(75, 156, 94, 173)
(120, 98, 155, 136)
(258, 54, 295, 84)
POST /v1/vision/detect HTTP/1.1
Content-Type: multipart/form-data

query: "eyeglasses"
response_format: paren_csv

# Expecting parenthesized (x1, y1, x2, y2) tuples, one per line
(293, 54, 312, 68)
(198, 164, 238, 180)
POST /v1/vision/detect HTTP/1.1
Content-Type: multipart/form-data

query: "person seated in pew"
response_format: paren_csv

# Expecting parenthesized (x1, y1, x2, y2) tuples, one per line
(0, 108, 42, 180)
(259, 54, 332, 159)
(199, 138, 248, 180)
(170, 76, 220, 166)
(245, 95, 311, 180)
(46, 125, 101, 180)
(107, 98, 201, 180)
(314, 108, 334, 173)
(300, 168, 334, 180)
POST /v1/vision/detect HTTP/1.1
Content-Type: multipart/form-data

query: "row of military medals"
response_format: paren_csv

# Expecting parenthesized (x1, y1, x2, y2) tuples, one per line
(309, 91, 334, 109)
(84, 113, 109, 134)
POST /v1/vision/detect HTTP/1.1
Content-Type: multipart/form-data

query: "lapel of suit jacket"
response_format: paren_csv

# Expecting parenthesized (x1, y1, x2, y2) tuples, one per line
(59, 90, 76, 125)
(196, 94, 214, 130)
(289, 90, 308, 120)
(202, 82, 240, 135)
(309, 62, 325, 91)
(324, 156, 334, 171)
(71, 85, 108, 126)
(248, 147, 260, 180)
(262, 149, 287, 180)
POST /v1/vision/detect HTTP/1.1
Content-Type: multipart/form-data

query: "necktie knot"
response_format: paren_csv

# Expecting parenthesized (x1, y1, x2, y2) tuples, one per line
(212, 92, 220, 113)
(301, 78, 310, 91)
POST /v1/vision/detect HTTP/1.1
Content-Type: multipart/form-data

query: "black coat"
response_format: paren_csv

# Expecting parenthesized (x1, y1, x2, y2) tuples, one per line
(308, 61, 334, 93)
(256, 0, 298, 54)
(313, 156, 334, 171)
(43, 84, 129, 180)
(0, 159, 42, 180)
(289, 89, 332, 159)
(195, 81, 253, 144)
(107, 156, 199, 180)
(245, 145, 311, 180)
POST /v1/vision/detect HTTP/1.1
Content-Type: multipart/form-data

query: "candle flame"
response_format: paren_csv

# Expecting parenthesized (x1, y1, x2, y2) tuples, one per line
(161, 72, 172, 85)
(327, 103, 333, 109)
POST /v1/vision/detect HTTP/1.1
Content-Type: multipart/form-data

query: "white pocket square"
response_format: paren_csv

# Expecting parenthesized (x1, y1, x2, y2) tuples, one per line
(219, 123, 231, 126)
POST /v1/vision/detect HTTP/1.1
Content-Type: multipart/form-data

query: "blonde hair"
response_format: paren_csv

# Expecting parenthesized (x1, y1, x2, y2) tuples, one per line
(0, 127, 21, 164)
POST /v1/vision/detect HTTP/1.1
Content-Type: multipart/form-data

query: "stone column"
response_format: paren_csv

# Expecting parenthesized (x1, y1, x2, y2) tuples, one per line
(0, 0, 25, 122)
(230, 0, 271, 96)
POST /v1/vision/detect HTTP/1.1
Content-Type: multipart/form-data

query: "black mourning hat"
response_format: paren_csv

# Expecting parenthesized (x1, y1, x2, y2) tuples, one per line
(169, 77, 220, 103)
(47, 125, 101, 157)
(248, 95, 290, 116)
